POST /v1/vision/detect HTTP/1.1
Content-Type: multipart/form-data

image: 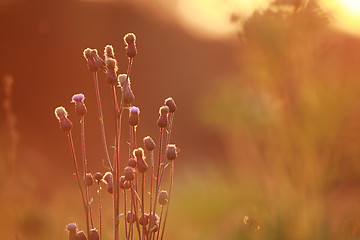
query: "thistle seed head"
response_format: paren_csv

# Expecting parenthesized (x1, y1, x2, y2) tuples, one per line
(76, 231, 87, 240)
(83, 48, 92, 60)
(105, 57, 118, 71)
(159, 105, 170, 115)
(55, 107, 73, 131)
(124, 33, 136, 45)
(129, 106, 140, 126)
(85, 173, 94, 186)
(54, 106, 68, 120)
(94, 172, 103, 183)
(71, 94, 87, 116)
(71, 94, 85, 102)
(123, 84, 135, 105)
(133, 147, 144, 159)
(124, 180, 131, 189)
(117, 74, 129, 87)
(103, 172, 113, 183)
(126, 211, 136, 223)
(103, 172, 113, 193)
(124, 166, 135, 181)
(159, 190, 169, 205)
(89, 229, 99, 240)
(157, 114, 168, 128)
(165, 97, 177, 113)
(166, 144, 178, 160)
(66, 223, 77, 240)
(139, 214, 149, 226)
(106, 70, 118, 85)
(119, 176, 126, 189)
(126, 44, 137, 59)
(83, 48, 99, 72)
(124, 33, 137, 59)
(104, 45, 115, 59)
(128, 158, 137, 168)
(143, 136, 156, 151)
(137, 156, 148, 173)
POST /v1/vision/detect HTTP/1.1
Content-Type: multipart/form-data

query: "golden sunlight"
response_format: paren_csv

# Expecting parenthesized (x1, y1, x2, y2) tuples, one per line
(176, 0, 271, 38)
(317, 0, 360, 36)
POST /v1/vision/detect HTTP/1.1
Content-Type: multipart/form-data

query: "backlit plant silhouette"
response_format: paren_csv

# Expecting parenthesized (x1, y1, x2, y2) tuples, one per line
(54, 33, 178, 240)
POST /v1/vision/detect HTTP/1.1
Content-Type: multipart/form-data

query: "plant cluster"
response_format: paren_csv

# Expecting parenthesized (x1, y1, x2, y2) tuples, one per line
(54, 33, 178, 240)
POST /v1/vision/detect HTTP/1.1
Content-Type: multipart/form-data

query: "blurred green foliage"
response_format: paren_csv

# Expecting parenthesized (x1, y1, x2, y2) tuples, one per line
(198, 0, 360, 239)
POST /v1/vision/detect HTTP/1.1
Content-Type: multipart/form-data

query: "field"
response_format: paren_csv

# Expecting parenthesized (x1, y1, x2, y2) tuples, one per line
(1, 0, 360, 239)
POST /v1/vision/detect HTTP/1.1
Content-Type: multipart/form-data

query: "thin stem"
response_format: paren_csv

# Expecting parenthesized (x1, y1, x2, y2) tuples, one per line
(149, 150, 154, 221)
(160, 161, 174, 240)
(130, 184, 142, 240)
(124, 189, 128, 239)
(156, 113, 175, 194)
(148, 128, 164, 240)
(142, 173, 146, 240)
(111, 85, 121, 240)
(67, 132, 88, 234)
(155, 206, 165, 240)
(97, 183, 103, 240)
(80, 117, 91, 235)
(93, 72, 113, 172)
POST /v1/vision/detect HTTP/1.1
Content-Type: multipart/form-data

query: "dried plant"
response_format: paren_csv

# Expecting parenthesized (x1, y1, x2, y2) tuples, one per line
(55, 33, 178, 240)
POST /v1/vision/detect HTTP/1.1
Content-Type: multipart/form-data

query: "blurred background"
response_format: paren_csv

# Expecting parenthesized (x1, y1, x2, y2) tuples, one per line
(1, 0, 360, 239)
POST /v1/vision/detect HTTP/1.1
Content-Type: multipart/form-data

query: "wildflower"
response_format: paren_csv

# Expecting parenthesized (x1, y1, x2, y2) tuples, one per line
(71, 93, 87, 116)
(166, 144, 178, 160)
(165, 97, 177, 113)
(129, 106, 140, 126)
(124, 33, 137, 59)
(55, 106, 73, 132)
(143, 136, 156, 151)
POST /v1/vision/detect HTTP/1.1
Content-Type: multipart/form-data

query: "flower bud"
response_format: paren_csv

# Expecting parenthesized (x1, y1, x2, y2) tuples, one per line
(124, 33, 136, 45)
(119, 176, 126, 189)
(126, 44, 137, 59)
(76, 231, 87, 240)
(94, 172, 103, 183)
(166, 144, 177, 160)
(124, 166, 135, 181)
(129, 106, 140, 126)
(157, 114, 168, 128)
(148, 213, 160, 224)
(165, 97, 177, 113)
(85, 173, 94, 186)
(133, 147, 144, 159)
(83, 48, 98, 72)
(137, 158, 148, 173)
(124, 180, 131, 189)
(128, 158, 137, 168)
(139, 214, 149, 226)
(123, 84, 135, 105)
(91, 49, 106, 70)
(65, 223, 78, 240)
(126, 211, 136, 223)
(55, 106, 73, 132)
(159, 190, 168, 205)
(124, 33, 137, 59)
(89, 229, 99, 240)
(159, 106, 170, 115)
(117, 74, 129, 87)
(55, 106, 68, 119)
(143, 136, 156, 151)
(105, 58, 118, 85)
(71, 94, 87, 116)
(104, 45, 115, 59)
(103, 172, 113, 193)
